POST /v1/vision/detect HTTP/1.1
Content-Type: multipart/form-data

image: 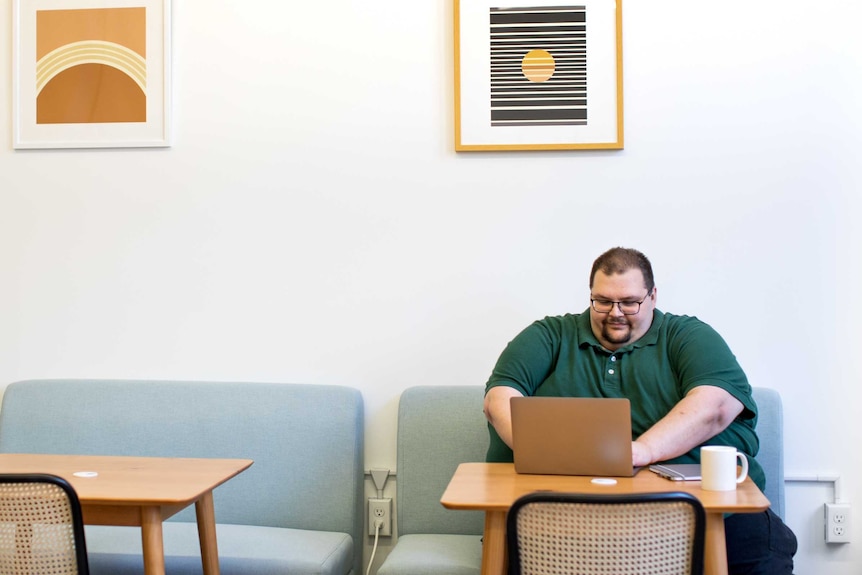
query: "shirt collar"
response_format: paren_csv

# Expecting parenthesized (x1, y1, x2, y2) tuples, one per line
(576, 308, 665, 353)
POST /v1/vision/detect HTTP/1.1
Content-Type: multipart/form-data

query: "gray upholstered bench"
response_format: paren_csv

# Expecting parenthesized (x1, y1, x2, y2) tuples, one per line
(377, 386, 488, 575)
(0, 379, 364, 575)
(376, 385, 786, 575)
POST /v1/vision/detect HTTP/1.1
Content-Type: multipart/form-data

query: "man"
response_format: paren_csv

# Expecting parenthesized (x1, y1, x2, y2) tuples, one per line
(483, 247, 797, 575)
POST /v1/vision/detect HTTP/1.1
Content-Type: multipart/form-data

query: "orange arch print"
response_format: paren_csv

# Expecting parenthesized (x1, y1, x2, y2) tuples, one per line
(36, 7, 147, 124)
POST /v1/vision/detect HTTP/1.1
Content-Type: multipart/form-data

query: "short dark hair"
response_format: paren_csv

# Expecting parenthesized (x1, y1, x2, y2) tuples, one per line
(589, 247, 655, 292)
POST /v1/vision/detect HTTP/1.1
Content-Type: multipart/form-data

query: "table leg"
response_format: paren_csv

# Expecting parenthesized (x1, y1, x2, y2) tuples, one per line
(481, 510, 508, 575)
(141, 506, 166, 575)
(196, 490, 221, 575)
(704, 512, 729, 575)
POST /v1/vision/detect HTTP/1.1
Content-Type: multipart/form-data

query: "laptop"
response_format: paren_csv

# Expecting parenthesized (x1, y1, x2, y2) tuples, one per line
(510, 396, 636, 477)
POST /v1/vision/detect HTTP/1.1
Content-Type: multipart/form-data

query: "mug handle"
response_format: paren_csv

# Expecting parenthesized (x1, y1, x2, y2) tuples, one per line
(735, 453, 749, 483)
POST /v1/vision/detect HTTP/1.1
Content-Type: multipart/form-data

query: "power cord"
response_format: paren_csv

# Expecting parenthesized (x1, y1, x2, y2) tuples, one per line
(365, 520, 384, 575)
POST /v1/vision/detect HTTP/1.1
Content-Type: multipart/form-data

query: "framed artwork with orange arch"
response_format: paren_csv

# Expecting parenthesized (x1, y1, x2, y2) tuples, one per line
(12, 0, 171, 149)
(455, 0, 622, 151)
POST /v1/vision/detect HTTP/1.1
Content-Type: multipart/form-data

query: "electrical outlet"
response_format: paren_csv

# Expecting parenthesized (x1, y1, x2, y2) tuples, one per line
(368, 497, 392, 536)
(825, 503, 851, 544)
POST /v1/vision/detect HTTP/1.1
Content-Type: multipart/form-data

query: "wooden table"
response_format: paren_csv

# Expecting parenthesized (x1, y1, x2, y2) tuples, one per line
(0, 453, 253, 575)
(441, 463, 770, 575)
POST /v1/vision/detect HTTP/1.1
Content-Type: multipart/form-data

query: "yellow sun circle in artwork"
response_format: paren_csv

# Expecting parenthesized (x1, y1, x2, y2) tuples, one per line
(521, 49, 555, 82)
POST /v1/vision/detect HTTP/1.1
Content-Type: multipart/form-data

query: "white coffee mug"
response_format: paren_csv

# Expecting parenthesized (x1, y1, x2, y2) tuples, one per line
(700, 446, 748, 491)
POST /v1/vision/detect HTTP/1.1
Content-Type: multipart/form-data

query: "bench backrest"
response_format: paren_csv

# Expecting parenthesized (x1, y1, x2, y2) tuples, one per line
(395, 385, 488, 536)
(751, 386, 785, 519)
(0, 379, 365, 571)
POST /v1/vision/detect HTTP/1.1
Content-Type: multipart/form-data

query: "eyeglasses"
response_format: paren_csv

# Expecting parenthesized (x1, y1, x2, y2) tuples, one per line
(590, 291, 652, 315)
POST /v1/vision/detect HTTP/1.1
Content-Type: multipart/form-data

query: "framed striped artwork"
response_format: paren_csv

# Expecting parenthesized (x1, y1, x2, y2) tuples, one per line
(12, 0, 171, 149)
(455, 0, 623, 151)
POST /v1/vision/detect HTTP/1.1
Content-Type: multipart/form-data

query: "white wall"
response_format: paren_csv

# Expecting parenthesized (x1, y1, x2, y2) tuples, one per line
(1, 1, 860, 572)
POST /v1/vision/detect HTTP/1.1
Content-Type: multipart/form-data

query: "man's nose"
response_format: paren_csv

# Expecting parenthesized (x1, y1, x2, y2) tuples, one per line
(608, 303, 625, 317)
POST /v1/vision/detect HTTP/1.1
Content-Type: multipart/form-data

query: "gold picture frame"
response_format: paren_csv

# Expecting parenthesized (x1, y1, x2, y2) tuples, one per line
(455, 0, 623, 151)
(12, 0, 171, 149)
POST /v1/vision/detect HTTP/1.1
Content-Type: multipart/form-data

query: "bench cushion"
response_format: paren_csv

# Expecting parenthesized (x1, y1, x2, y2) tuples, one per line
(86, 522, 354, 575)
(376, 534, 481, 575)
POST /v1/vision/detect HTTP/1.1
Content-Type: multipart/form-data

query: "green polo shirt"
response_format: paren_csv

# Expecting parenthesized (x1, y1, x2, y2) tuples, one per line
(485, 309, 765, 491)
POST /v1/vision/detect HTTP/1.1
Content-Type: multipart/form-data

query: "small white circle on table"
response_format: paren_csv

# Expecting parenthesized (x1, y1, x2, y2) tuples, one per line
(73, 471, 99, 478)
(591, 477, 617, 485)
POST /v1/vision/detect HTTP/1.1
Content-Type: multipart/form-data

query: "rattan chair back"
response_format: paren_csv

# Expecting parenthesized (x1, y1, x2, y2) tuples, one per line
(507, 491, 705, 575)
(0, 474, 89, 575)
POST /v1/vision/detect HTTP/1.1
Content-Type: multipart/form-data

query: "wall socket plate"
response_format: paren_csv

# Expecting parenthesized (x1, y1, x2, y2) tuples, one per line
(368, 497, 392, 537)
(825, 503, 851, 544)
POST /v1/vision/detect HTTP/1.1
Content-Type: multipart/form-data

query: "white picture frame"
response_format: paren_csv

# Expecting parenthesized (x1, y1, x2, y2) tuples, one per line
(12, 0, 171, 149)
(455, 0, 623, 151)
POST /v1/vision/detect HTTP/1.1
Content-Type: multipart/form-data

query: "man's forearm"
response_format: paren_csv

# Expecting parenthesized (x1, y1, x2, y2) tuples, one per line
(483, 386, 524, 448)
(632, 385, 744, 467)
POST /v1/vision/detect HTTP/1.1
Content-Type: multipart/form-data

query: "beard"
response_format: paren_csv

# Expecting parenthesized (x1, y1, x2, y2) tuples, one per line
(601, 319, 633, 344)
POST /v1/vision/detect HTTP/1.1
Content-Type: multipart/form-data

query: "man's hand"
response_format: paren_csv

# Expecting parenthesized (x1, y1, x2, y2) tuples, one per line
(631, 441, 655, 468)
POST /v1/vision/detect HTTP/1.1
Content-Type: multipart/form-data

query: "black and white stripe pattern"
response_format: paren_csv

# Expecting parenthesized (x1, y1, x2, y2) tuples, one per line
(490, 6, 588, 127)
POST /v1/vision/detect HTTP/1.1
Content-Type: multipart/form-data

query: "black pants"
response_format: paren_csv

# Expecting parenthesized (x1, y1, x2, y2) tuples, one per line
(725, 509, 797, 575)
